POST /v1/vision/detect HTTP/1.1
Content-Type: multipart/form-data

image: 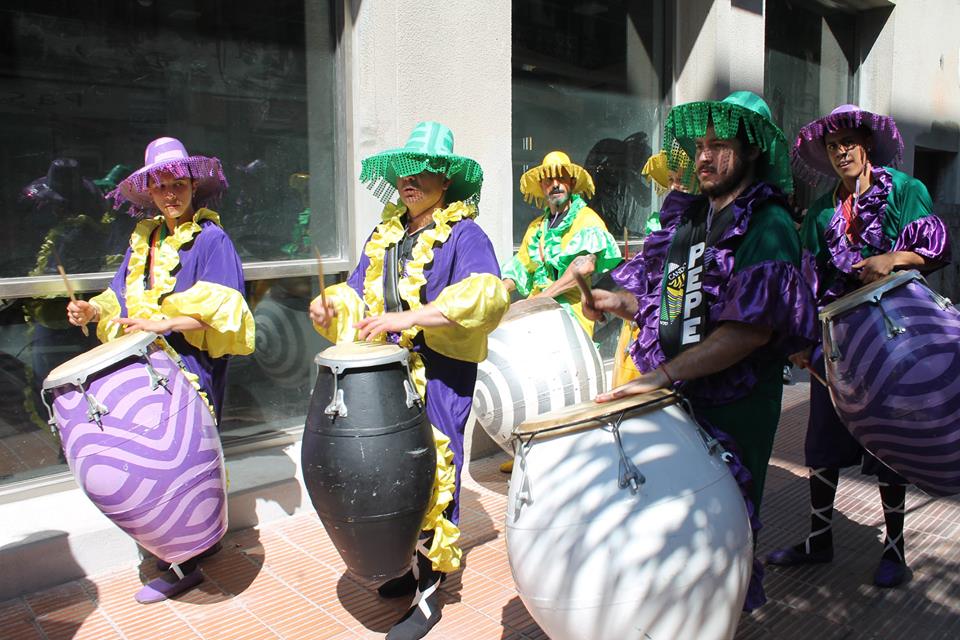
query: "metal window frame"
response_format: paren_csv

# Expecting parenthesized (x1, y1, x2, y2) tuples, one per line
(0, 0, 354, 499)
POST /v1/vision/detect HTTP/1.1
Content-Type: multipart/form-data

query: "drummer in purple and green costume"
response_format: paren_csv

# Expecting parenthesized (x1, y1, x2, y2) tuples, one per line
(309, 121, 509, 640)
(66, 137, 256, 603)
(580, 91, 819, 611)
(766, 105, 949, 588)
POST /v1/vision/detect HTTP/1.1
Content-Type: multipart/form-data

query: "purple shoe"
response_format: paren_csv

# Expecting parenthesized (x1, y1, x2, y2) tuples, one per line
(766, 546, 833, 566)
(135, 567, 204, 604)
(873, 559, 907, 588)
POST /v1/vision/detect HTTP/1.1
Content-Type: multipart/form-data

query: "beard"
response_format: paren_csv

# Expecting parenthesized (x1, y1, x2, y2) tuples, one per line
(698, 153, 750, 199)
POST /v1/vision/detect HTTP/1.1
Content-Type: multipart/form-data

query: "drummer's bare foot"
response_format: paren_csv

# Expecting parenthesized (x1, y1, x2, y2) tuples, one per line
(499, 459, 513, 474)
(386, 572, 442, 640)
(135, 563, 203, 604)
(156, 541, 222, 572)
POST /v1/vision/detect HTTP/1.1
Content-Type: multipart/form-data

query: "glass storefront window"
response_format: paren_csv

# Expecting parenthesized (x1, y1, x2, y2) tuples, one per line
(0, 1, 342, 488)
(765, 1, 856, 206)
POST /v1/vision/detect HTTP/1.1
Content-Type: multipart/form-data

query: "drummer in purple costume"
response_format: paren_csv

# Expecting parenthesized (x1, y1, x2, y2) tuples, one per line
(766, 105, 949, 588)
(309, 121, 509, 640)
(581, 91, 818, 611)
(67, 137, 255, 603)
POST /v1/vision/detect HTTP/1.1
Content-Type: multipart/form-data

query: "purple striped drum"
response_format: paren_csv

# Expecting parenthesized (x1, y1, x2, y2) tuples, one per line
(42, 331, 227, 563)
(821, 270, 960, 496)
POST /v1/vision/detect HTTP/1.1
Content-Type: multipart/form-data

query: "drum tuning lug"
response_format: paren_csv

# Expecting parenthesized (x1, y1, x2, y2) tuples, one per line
(877, 303, 906, 338)
(403, 379, 421, 408)
(82, 389, 109, 429)
(610, 423, 645, 494)
(145, 360, 169, 391)
(324, 389, 348, 418)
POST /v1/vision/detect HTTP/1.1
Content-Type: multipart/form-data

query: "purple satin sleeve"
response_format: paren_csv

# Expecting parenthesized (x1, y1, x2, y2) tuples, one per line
(893, 215, 951, 262)
(713, 260, 819, 355)
(694, 413, 765, 612)
(610, 253, 646, 297)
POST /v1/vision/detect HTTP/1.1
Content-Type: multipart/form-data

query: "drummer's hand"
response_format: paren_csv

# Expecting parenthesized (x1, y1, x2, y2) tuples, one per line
(595, 368, 670, 403)
(66, 300, 98, 326)
(788, 348, 812, 370)
(114, 317, 171, 334)
(309, 296, 337, 328)
(583, 289, 635, 322)
(355, 310, 420, 341)
(852, 254, 897, 283)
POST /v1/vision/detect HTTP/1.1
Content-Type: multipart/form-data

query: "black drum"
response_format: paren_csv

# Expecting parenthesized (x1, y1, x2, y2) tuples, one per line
(302, 342, 436, 579)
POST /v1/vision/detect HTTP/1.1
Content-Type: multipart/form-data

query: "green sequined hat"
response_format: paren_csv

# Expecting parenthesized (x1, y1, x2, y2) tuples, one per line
(663, 90, 793, 194)
(360, 121, 484, 204)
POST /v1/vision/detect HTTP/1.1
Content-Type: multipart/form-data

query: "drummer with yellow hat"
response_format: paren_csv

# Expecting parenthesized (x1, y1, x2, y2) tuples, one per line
(501, 151, 621, 337)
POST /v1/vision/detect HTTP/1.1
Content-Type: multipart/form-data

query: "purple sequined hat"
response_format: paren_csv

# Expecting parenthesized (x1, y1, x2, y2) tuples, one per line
(792, 104, 903, 184)
(111, 137, 229, 216)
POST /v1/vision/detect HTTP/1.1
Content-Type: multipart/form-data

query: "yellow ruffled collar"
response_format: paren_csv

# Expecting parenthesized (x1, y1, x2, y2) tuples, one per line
(361, 200, 475, 385)
(124, 208, 221, 320)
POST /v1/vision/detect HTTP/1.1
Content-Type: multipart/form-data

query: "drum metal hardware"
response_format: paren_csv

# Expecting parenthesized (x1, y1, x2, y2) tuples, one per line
(825, 320, 841, 362)
(40, 390, 58, 435)
(143, 356, 169, 391)
(324, 371, 348, 418)
(403, 379, 421, 409)
(607, 412, 645, 494)
(925, 287, 954, 311)
(513, 436, 535, 514)
(872, 297, 905, 338)
(79, 382, 109, 428)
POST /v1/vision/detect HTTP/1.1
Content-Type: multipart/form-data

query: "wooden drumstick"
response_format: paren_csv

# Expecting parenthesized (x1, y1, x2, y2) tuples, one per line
(313, 247, 327, 307)
(623, 228, 630, 260)
(805, 365, 827, 387)
(572, 271, 594, 308)
(51, 245, 89, 337)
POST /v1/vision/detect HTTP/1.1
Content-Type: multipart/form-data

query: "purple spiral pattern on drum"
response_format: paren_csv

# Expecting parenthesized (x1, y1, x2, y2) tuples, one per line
(51, 345, 226, 563)
(826, 280, 960, 496)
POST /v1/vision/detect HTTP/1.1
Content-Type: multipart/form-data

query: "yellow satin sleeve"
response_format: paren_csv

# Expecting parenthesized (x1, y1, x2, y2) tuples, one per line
(89, 289, 123, 343)
(425, 273, 509, 363)
(160, 280, 256, 358)
(310, 282, 367, 344)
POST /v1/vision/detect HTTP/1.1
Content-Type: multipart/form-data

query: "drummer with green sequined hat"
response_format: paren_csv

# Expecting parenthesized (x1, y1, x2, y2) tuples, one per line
(578, 91, 819, 611)
(501, 151, 622, 338)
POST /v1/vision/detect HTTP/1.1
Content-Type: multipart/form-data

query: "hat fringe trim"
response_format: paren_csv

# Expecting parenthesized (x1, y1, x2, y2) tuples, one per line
(360, 152, 483, 205)
(664, 101, 793, 194)
(109, 157, 229, 218)
(519, 164, 596, 209)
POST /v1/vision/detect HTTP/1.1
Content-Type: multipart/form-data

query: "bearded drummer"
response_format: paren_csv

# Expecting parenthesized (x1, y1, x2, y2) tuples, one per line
(65, 138, 255, 602)
(309, 121, 509, 640)
(581, 91, 819, 611)
(765, 106, 950, 588)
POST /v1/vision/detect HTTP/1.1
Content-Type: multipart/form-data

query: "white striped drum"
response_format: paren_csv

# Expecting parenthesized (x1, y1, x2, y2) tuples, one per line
(472, 297, 606, 454)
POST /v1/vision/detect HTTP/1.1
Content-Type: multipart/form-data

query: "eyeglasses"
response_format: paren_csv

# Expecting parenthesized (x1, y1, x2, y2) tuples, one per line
(825, 138, 864, 154)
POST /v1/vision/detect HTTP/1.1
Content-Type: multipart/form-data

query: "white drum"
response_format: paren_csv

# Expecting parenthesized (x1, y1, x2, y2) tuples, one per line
(472, 297, 605, 453)
(506, 391, 752, 640)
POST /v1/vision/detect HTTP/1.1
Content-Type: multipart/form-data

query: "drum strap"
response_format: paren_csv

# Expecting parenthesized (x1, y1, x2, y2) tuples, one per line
(658, 199, 734, 358)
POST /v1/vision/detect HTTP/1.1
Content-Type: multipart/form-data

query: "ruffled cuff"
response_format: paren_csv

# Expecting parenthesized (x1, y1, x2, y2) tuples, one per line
(421, 427, 462, 573)
(500, 256, 533, 298)
(425, 273, 509, 362)
(160, 281, 255, 358)
(557, 227, 622, 275)
(893, 215, 951, 263)
(89, 289, 123, 343)
(714, 261, 818, 354)
(310, 282, 366, 344)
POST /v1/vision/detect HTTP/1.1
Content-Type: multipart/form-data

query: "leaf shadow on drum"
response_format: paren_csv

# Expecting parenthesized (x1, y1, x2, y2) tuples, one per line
(1, 530, 99, 638)
(506, 417, 753, 640)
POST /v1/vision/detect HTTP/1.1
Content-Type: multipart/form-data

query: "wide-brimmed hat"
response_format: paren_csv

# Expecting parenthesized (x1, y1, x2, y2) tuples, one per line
(111, 137, 229, 216)
(360, 121, 483, 205)
(663, 90, 793, 194)
(791, 104, 904, 185)
(520, 150, 596, 209)
(641, 142, 697, 196)
(20, 158, 105, 216)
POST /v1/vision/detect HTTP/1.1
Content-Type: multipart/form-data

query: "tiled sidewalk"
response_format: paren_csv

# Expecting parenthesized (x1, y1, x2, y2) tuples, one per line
(4, 377, 960, 639)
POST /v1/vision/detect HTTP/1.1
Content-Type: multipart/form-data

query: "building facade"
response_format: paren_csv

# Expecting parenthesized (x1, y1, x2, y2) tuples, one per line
(2, 0, 958, 596)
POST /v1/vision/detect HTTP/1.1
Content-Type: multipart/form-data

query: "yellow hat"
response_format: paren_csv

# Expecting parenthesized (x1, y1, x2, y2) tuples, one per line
(519, 151, 595, 209)
(641, 143, 696, 196)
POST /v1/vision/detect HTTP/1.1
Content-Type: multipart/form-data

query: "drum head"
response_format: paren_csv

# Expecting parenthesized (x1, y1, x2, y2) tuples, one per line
(43, 331, 159, 390)
(514, 388, 678, 439)
(500, 296, 561, 323)
(315, 341, 409, 372)
(819, 269, 921, 321)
